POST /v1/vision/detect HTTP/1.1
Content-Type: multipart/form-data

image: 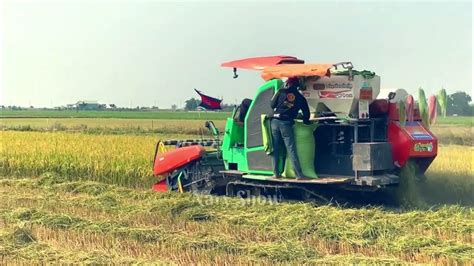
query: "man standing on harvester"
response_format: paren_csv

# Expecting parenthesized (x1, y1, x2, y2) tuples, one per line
(270, 77, 311, 180)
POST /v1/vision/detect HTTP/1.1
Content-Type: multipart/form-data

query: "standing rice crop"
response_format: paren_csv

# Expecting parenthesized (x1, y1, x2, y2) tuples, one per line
(0, 131, 193, 188)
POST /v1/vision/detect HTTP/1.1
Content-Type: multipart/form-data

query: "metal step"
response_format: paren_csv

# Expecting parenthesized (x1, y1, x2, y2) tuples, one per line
(355, 174, 399, 186)
(219, 170, 246, 177)
(242, 174, 353, 184)
(220, 171, 398, 186)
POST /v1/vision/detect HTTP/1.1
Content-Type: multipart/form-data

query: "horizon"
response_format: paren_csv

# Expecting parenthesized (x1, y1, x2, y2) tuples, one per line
(1, 88, 473, 110)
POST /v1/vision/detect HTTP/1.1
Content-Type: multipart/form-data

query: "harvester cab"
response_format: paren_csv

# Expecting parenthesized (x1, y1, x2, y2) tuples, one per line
(152, 56, 438, 201)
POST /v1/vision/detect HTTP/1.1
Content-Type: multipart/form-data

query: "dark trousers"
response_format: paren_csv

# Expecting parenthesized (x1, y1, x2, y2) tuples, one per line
(270, 119, 304, 177)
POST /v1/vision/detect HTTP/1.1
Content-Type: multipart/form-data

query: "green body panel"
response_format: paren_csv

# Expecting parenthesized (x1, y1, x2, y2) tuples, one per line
(222, 117, 244, 149)
(244, 146, 272, 175)
(221, 116, 246, 169)
(221, 79, 283, 174)
(243, 79, 282, 147)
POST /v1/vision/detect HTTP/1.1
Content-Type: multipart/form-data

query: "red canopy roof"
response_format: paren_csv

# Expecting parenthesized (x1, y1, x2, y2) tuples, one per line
(221, 55, 304, 70)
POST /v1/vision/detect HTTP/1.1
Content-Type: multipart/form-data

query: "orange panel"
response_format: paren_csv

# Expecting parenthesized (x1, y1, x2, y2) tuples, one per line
(153, 145, 205, 176)
(221, 55, 304, 70)
(261, 64, 333, 81)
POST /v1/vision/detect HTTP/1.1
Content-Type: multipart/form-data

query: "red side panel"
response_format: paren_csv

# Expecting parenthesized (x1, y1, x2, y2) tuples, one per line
(153, 145, 205, 176)
(153, 179, 168, 192)
(221, 55, 304, 70)
(388, 121, 437, 168)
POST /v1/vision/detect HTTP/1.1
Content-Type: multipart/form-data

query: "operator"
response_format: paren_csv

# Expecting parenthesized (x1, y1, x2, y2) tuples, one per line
(270, 76, 311, 180)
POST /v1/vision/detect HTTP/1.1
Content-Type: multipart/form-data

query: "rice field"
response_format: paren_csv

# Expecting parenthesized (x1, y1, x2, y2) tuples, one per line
(0, 127, 473, 264)
(0, 110, 232, 120)
(1, 117, 472, 146)
(0, 118, 227, 135)
(1, 131, 472, 204)
(1, 110, 471, 126)
(0, 132, 198, 188)
(0, 176, 472, 264)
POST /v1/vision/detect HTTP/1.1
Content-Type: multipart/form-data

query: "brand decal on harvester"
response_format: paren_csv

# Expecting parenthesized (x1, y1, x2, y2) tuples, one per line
(414, 142, 433, 152)
(325, 83, 353, 89)
(319, 90, 353, 99)
(313, 83, 353, 90)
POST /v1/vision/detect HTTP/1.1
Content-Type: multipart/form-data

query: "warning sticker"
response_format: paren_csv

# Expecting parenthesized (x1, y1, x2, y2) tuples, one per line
(319, 89, 353, 99)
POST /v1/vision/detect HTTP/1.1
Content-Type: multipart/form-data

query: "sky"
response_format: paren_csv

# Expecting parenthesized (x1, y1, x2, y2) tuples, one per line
(1, 0, 472, 108)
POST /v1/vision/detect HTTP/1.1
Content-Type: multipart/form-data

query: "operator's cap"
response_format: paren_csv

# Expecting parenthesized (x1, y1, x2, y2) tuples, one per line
(286, 76, 300, 87)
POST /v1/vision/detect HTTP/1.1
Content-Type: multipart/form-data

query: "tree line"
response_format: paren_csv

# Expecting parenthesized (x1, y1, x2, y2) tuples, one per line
(2, 90, 472, 115)
(443, 91, 472, 116)
(184, 91, 473, 115)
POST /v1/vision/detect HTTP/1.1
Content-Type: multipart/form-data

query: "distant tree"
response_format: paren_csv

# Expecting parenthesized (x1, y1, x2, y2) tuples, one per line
(109, 104, 117, 109)
(171, 104, 178, 111)
(447, 91, 472, 116)
(184, 98, 199, 110)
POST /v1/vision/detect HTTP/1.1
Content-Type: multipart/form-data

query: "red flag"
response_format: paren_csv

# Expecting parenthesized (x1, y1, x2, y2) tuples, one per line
(194, 89, 222, 110)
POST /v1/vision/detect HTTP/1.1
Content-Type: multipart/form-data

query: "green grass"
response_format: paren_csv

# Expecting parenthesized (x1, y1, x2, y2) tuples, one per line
(2, 109, 472, 125)
(0, 118, 226, 135)
(436, 115, 473, 126)
(0, 109, 231, 120)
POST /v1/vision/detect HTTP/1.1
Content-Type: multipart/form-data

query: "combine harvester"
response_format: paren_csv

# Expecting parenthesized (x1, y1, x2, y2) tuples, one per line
(152, 56, 438, 202)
